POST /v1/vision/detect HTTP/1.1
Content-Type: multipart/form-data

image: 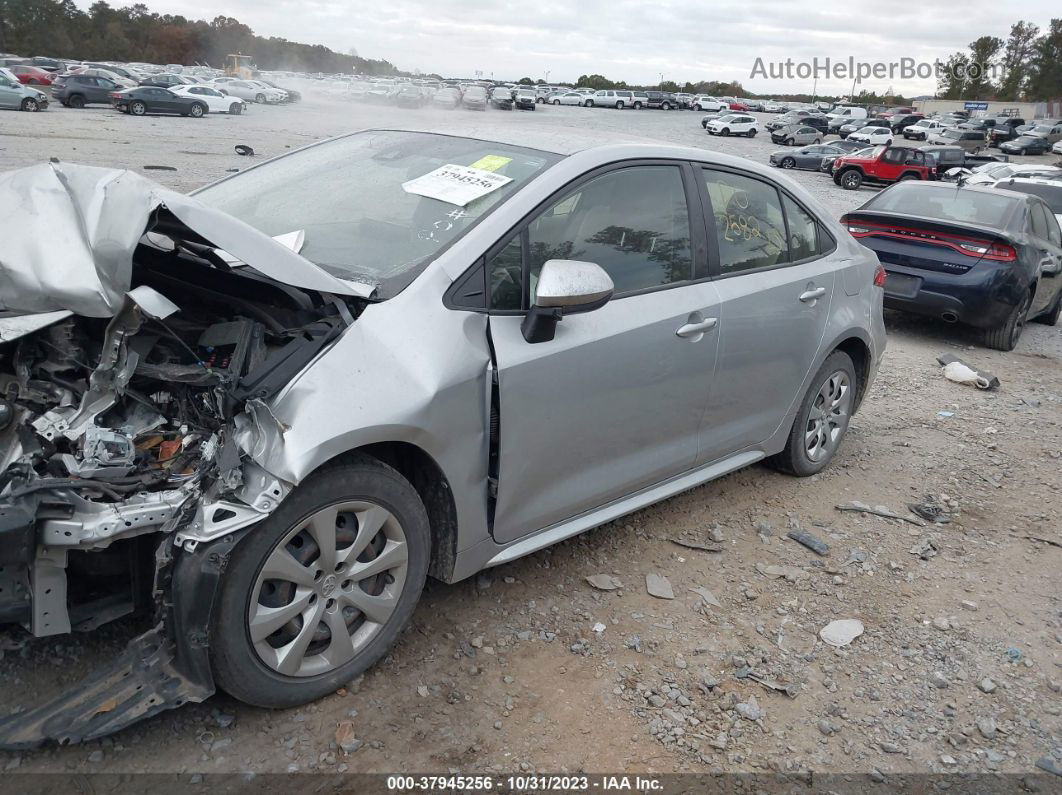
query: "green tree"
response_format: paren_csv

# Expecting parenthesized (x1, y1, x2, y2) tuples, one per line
(937, 51, 969, 99)
(996, 21, 1039, 100)
(517, 76, 533, 85)
(966, 35, 1003, 98)
(1027, 18, 1062, 101)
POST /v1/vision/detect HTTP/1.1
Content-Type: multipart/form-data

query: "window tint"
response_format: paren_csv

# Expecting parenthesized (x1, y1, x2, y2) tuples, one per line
(488, 237, 524, 310)
(1030, 202, 1050, 240)
(783, 196, 818, 261)
(527, 166, 691, 295)
(702, 169, 788, 273)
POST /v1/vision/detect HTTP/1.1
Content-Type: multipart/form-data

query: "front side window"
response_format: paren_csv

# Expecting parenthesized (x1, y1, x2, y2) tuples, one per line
(487, 166, 693, 308)
(702, 169, 788, 274)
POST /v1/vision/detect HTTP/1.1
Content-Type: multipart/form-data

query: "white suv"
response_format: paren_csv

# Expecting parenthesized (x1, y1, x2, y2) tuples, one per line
(705, 113, 759, 137)
(692, 95, 725, 112)
(587, 89, 634, 109)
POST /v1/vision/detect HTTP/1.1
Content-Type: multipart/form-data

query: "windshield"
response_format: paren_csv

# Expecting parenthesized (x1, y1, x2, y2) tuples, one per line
(195, 131, 561, 298)
(867, 185, 1019, 226)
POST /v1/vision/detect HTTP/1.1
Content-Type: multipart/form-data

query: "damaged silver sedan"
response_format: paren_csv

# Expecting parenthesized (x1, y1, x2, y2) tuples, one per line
(0, 130, 884, 746)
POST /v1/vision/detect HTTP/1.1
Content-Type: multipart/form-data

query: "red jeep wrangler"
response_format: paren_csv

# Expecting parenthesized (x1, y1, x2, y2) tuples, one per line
(832, 145, 934, 190)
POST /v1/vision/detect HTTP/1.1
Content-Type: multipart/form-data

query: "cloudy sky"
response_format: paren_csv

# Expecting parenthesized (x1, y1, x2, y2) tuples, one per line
(91, 0, 1057, 95)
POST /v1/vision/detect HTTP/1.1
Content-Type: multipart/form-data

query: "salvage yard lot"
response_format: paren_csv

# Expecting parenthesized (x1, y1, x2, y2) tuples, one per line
(0, 87, 1059, 778)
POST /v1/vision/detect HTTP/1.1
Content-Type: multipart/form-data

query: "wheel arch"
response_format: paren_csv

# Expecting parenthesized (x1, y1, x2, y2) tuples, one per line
(321, 442, 459, 583)
(832, 335, 873, 412)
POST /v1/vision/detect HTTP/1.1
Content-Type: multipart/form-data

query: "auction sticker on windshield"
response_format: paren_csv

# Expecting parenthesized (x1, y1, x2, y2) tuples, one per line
(403, 164, 513, 206)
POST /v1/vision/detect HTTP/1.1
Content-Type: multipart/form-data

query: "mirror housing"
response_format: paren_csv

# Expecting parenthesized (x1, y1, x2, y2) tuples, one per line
(521, 259, 614, 343)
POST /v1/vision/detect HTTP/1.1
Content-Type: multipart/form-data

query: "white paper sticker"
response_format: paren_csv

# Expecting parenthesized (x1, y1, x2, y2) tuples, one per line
(402, 164, 513, 206)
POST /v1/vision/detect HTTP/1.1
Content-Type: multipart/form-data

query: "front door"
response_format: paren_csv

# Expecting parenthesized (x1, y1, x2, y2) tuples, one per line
(696, 167, 837, 461)
(488, 163, 720, 542)
(0, 77, 20, 109)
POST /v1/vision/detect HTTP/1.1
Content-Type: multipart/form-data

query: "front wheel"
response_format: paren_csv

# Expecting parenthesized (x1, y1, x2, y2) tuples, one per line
(985, 291, 1032, 351)
(230, 102, 243, 115)
(662, 102, 671, 110)
(633, 101, 642, 109)
(552, 99, 559, 105)
(210, 456, 430, 708)
(839, 169, 863, 190)
(1034, 291, 1061, 326)
(20, 97, 39, 112)
(255, 93, 266, 104)
(768, 350, 856, 476)
(747, 129, 756, 137)
(785, 138, 794, 146)
(780, 157, 796, 169)
(615, 101, 624, 109)
(694, 104, 702, 111)
(720, 127, 730, 136)
(189, 102, 206, 118)
(584, 100, 593, 107)
(68, 94, 85, 109)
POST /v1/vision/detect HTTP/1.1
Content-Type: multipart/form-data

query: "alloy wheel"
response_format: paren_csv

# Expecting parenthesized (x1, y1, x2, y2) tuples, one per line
(248, 499, 409, 677)
(804, 370, 852, 462)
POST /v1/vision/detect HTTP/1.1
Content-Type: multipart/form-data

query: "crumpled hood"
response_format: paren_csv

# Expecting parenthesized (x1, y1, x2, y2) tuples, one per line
(0, 162, 371, 318)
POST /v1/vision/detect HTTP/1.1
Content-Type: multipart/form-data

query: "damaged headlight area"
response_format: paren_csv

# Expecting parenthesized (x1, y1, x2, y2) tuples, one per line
(0, 163, 366, 747)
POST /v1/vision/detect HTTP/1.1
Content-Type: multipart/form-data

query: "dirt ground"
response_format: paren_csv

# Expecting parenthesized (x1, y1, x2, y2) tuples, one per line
(0, 86, 1059, 781)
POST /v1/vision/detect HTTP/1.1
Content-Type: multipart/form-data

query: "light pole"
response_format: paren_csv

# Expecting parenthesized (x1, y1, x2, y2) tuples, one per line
(659, 72, 665, 88)
(545, 69, 551, 84)
(812, 76, 817, 104)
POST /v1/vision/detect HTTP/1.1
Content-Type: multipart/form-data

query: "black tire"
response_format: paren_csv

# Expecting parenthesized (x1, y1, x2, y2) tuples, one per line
(255, 93, 266, 104)
(721, 127, 730, 136)
(813, 138, 821, 144)
(615, 101, 624, 109)
(20, 97, 39, 112)
(785, 138, 794, 146)
(210, 456, 430, 709)
(839, 169, 863, 190)
(1034, 291, 1061, 326)
(189, 102, 206, 118)
(767, 350, 856, 476)
(552, 99, 559, 105)
(584, 100, 593, 107)
(130, 100, 147, 116)
(701, 120, 708, 129)
(781, 157, 796, 169)
(662, 102, 671, 110)
(747, 129, 756, 137)
(633, 101, 642, 109)
(985, 291, 1032, 351)
(693, 104, 702, 111)
(230, 102, 242, 115)
(899, 172, 920, 181)
(68, 94, 85, 109)
(27, 78, 39, 85)
(1019, 148, 1027, 156)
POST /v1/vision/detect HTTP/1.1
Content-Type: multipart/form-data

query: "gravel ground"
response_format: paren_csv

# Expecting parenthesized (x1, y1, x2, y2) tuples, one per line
(0, 85, 1059, 780)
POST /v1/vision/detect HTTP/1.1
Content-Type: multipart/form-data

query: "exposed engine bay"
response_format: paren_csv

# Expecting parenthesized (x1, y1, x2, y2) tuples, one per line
(0, 162, 370, 747)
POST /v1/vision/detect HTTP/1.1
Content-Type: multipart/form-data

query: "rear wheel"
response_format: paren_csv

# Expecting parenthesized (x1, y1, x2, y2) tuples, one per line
(210, 457, 430, 708)
(19, 97, 39, 112)
(985, 291, 1032, 351)
(1019, 148, 1027, 156)
(68, 94, 85, 109)
(1034, 291, 1061, 326)
(747, 129, 756, 137)
(130, 100, 147, 116)
(768, 350, 856, 476)
(899, 172, 920, 181)
(230, 102, 242, 115)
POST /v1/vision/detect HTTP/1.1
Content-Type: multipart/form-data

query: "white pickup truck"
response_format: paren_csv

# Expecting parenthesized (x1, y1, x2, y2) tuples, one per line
(902, 118, 945, 141)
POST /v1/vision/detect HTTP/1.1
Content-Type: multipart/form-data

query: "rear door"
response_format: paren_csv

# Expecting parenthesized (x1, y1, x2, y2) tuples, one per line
(1029, 202, 1062, 315)
(695, 166, 838, 460)
(0, 75, 20, 109)
(488, 162, 721, 542)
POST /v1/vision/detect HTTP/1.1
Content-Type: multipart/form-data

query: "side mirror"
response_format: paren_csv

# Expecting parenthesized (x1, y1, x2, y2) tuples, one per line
(521, 259, 614, 343)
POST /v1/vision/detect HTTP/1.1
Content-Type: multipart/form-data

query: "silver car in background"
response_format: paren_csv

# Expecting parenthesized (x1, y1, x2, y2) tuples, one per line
(0, 130, 884, 746)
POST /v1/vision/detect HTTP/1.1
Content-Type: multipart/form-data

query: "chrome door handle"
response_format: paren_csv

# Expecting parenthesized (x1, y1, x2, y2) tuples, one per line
(676, 318, 718, 338)
(799, 287, 826, 302)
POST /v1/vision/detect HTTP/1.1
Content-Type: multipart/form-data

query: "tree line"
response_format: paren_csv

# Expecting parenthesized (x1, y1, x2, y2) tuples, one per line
(0, 0, 401, 75)
(937, 18, 1061, 101)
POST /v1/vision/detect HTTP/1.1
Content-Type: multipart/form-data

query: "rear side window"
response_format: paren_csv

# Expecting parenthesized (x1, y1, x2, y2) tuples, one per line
(1030, 202, 1051, 240)
(782, 196, 820, 262)
(702, 169, 788, 273)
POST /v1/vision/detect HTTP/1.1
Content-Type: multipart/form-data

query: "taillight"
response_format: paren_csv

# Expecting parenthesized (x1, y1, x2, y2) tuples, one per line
(873, 264, 887, 287)
(844, 220, 1017, 262)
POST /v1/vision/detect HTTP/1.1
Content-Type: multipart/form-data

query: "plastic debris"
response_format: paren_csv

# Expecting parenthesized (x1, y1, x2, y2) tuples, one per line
(142, 165, 177, 171)
(592, 622, 607, 633)
(937, 411, 955, 417)
(937, 353, 999, 389)
(786, 529, 830, 556)
(234, 144, 255, 156)
(908, 502, 949, 523)
(819, 618, 864, 647)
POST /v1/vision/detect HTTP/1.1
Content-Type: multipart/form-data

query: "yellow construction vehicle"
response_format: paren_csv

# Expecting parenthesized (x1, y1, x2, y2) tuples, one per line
(225, 54, 255, 80)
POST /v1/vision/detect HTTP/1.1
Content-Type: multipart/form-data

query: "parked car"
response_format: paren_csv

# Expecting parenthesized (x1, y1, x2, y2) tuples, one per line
(888, 113, 924, 133)
(0, 131, 885, 747)
(259, 79, 300, 102)
(847, 125, 894, 146)
(9, 65, 54, 85)
(644, 91, 677, 110)
(549, 91, 586, 106)
(903, 118, 944, 141)
(630, 91, 648, 108)
(839, 118, 890, 140)
(988, 118, 1029, 147)
(948, 161, 1059, 185)
(958, 118, 997, 133)
(110, 86, 209, 117)
(771, 124, 822, 146)
(820, 146, 874, 175)
(0, 69, 48, 111)
(512, 89, 537, 110)
(766, 110, 817, 132)
(706, 114, 758, 137)
(489, 86, 514, 110)
(50, 73, 121, 107)
(927, 128, 987, 153)
(700, 112, 725, 129)
(1001, 135, 1053, 156)
(832, 145, 933, 189)
(461, 85, 488, 110)
(1053, 140, 1062, 156)
(169, 84, 246, 114)
(587, 89, 634, 108)
(138, 73, 192, 88)
(770, 143, 852, 170)
(1028, 124, 1062, 144)
(219, 80, 284, 104)
(692, 95, 726, 112)
(727, 100, 749, 111)
(994, 176, 1062, 230)
(743, 99, 765, 112)
(843, 181, 1061, 348)
(762, 100, 784, 113)
(393, 84, 426, 108)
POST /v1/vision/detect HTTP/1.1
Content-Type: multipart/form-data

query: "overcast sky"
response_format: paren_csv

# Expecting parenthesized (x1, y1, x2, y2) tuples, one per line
(93, 1, 1058, 95)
